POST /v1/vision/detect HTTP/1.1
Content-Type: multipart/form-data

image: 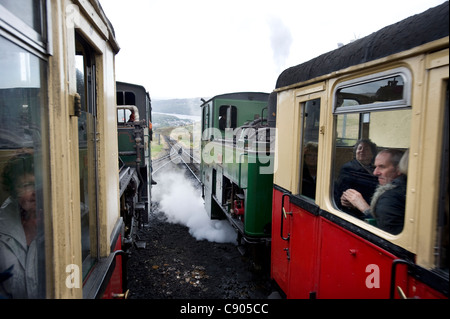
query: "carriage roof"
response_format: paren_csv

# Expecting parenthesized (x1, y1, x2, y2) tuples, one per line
(276, 2, 449, 90)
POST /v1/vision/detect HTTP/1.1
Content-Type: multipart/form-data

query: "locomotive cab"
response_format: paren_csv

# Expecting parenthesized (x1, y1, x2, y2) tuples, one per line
(116, 82, 153, 246)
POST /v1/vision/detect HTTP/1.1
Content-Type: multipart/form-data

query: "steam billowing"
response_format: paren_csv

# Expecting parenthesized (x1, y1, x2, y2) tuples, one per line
(152, 170, 237, 244)
(268, 16, 293, 72)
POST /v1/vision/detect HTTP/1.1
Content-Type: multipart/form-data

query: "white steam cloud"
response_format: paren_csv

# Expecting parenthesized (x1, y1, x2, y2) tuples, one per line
(153, 170, 237, 244)
(268, 16, 293, 72)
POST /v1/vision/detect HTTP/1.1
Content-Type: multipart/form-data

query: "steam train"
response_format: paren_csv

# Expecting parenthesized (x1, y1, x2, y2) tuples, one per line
(0, 0, 152, 299)
(270, 3, 448, 298)
(199, 92, 275, 244)
(116, 81, 153, 246)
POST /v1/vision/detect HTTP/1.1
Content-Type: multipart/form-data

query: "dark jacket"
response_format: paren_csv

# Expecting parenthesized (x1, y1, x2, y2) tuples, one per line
(371, 174, 407, 235)
(302, 164, 316, 200)
(335, 159, 379, 218)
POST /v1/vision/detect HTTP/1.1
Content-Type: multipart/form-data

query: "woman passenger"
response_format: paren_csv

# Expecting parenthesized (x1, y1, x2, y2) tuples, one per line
(335, 139, 379, 218)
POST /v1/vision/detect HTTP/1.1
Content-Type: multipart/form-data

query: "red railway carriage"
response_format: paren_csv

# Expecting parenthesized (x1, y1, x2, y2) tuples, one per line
(271, 2, 449, 299)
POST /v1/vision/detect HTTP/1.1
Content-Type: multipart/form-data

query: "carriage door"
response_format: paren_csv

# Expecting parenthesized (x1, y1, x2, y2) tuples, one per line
(283, 96, 322, 298)
(75, 34, 99, 280)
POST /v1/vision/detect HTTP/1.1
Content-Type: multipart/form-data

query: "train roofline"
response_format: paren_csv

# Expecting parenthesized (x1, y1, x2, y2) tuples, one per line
(116, 81, 149, 94)
(94, 0, 120, 53)
(200, 92, 270, 107)
(275, 1, 449, 90)
(116, 81, 151, 103)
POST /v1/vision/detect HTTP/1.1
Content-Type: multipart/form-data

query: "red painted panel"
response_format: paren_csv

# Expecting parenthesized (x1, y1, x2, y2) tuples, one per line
(317, 218, 399, 298)
(101, 234, 123, 299)
(287, 204, 319, 298)
(272, 188, 447, 299)
(271, 189, 320, 298)
(271, 189, 290, 294)
(406, 277, 447, 299)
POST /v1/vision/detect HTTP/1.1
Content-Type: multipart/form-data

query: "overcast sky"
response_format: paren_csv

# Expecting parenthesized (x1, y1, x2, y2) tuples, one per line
(100, 0, 447, 100)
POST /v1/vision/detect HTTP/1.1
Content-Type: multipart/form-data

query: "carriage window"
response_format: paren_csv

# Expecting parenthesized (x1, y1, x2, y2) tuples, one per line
(1, 0, 40, 30)
(117, 91, 136, 124)
(335, 68, 411, 114)
(333, 75, 411, 234)
(0, 36, 47, 298)
(0, 0, 43, 35)
(299, 99, 320, 200)
(117, 91, 136, 106)
(117, 108, 132, 125)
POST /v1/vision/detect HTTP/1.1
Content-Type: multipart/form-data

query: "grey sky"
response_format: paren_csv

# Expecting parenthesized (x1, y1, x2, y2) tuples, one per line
(100, 0, 447, 99)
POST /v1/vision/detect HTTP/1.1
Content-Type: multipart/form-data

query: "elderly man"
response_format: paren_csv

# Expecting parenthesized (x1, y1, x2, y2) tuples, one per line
(341, 149, 407, 235)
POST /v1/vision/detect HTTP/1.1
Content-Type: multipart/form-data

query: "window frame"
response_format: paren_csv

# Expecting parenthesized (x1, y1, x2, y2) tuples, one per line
(435, 81, 448, 274)
(75, 31, 100, 279)
(0, 0, 49, 56)
(331, 68, 413, 235)
(218, 104, 237, 131)
(333, 67, 412, 114)
(297, 98, 321, 201)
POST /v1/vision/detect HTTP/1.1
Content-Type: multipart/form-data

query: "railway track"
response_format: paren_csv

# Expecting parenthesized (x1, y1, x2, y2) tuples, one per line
(127, 136, 272, 300)
(152, 135, 201, 184)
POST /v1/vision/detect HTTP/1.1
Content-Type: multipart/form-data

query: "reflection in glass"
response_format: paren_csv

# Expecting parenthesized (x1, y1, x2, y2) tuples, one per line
(299, 99, 320, 200)
(0, 0, 42, 33)
(0, 36, 46, 298)
(336, 75, 405, 109)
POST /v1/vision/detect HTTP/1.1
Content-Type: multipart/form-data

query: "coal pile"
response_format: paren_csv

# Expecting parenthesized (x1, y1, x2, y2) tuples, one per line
(126, 200, 272, 299)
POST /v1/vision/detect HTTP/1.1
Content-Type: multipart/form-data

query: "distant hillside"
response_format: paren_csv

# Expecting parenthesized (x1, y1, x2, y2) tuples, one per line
(152, 98, 208, 116)
(152, 113, 195, 129)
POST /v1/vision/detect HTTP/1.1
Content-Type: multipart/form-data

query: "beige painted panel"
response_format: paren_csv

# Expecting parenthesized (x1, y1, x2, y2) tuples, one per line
(45, 0, 120, 298)
(273, 90, 296, 192)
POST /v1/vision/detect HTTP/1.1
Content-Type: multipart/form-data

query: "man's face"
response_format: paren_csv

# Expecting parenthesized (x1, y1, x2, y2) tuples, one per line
(373, 152, 401, 185)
